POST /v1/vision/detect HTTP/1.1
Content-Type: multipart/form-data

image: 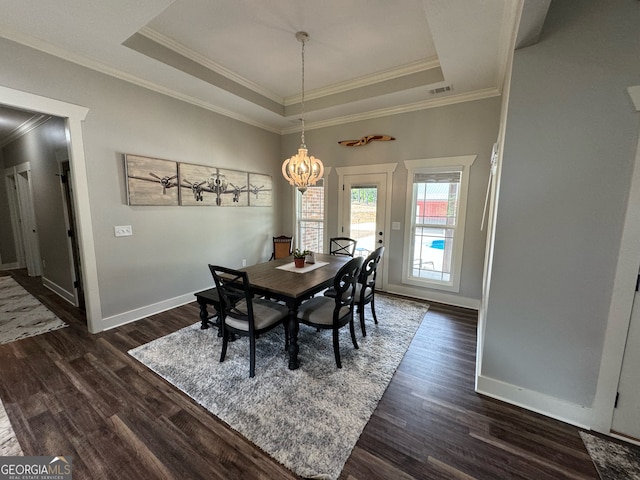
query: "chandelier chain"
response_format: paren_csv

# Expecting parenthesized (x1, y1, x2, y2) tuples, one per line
(300, 35, 306, 146)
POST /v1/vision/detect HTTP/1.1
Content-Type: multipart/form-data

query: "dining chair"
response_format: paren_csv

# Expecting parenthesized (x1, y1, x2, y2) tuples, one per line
(209, 264, 289, 378)
(270, 235, 293, 260)
(324, 246, 385, 336)
(329, 237, 357, 257)
(296, 256, 364, 368)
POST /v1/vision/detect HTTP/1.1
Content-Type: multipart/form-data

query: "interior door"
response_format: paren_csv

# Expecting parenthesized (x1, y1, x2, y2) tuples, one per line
(15, 164, 42, 277)
(341, 173, 387, 287)
(611, 276, 640, 441)
(61, 161, 85, 310)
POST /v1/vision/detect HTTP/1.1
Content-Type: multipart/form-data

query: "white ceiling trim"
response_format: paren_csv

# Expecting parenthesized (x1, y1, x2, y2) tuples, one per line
(284, 87, 502, 134)
(494, 0, 525, 92)
(284, 58, 442, 106)
(0, 114, 50, 148)
(138, 27, 284, 105)
(0, 27, 282, 134)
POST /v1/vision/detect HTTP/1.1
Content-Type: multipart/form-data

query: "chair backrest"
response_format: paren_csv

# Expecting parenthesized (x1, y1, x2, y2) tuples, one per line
(332, 256, 364, 318)
(359, 246, 384, 300)
(208, 265, 255, 332)
(272, 235, 293, 260)
(329, 237, 357, 257)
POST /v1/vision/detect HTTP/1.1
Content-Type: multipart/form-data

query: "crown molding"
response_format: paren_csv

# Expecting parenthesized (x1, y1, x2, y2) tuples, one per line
(0, 113, 50, 148)
(0, 29, 500, 137)
(280, 87, 501, 135)
(495, 0, 525, 91)
(0, 29, 281, 134)
(284, 58, 441, 105)
(138, 27, 284, 105)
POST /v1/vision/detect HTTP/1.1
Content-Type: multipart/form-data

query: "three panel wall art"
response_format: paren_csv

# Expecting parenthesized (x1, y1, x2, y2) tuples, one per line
(124, 154, 273, 207)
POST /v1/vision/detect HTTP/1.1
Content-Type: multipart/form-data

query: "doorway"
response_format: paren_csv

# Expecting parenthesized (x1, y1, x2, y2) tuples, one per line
(4, 163, 41, 277)
(0, 86, 97, 332)
(336, 164, 397, 291)
(342, 175, 386, 261)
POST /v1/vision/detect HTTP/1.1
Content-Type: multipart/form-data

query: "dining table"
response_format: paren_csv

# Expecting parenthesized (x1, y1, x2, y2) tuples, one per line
(240, 253, 350, 370)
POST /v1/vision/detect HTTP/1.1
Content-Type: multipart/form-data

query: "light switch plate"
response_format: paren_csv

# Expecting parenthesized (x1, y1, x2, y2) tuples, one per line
(114, 225, 132, 237)
(392, 221, 401, 230)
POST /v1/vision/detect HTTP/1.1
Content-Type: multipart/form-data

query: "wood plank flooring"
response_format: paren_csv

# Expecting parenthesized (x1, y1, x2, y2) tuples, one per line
(0, 270, 598, 479)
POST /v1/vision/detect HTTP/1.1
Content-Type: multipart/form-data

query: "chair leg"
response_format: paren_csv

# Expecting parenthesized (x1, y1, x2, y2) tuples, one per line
(332, 328, 342, 369)
(371, 294, 378, 324)
(220, 329, 229, 362)
(249, 335, 256, 378)
(349, 318, 359, 350)
(358, 303, 366, 337)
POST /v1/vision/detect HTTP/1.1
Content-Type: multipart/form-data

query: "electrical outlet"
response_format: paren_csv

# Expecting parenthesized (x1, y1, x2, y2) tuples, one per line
(114, 225, 132, 237)
(242, 259, 247, 267)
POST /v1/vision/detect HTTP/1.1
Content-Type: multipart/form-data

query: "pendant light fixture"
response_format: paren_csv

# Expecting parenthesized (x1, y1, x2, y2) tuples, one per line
(282, 31, 324, 194)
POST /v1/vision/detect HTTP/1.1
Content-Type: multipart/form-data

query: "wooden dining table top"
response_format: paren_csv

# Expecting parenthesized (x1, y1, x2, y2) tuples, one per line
(240, 253, 350, 302)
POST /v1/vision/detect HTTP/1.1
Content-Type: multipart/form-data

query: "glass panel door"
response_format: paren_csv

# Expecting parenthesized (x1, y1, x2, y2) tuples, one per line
(349, 185, 378, 258)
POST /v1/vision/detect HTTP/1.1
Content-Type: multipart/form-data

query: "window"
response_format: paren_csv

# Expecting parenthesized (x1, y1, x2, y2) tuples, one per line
(296, 179, 325, 253)
(403, 156, 475, 292)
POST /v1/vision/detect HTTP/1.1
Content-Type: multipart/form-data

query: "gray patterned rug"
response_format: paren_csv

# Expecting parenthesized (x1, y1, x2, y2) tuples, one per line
(0, 276, 67, 345)
(581, 431, 640, 479)
(129, 294, 429, 480)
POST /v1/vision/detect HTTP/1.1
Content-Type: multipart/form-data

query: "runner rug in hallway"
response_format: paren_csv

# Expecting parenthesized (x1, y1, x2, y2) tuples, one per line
(581, 431, 640, 480)
(0, 276, 67, 345)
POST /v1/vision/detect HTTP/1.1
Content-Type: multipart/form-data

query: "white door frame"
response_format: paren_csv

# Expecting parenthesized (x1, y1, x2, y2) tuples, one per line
(3, 169, 25, 270)
(0, 86, 101, 333)
(336, 163, 397, 291)
(12, 163, 42, 276)
(591, 86, 640, 438)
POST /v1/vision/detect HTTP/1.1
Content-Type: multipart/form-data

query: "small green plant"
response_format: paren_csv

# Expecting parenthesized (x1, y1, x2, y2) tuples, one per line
(293, 248, 311, 259)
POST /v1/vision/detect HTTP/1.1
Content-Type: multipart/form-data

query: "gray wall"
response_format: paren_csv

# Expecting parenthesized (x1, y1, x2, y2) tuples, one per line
(282, 97, 502, 304)
(481, 0, 640, 406)
(0, 37, 282, 321)
(2, 118, 74, 292)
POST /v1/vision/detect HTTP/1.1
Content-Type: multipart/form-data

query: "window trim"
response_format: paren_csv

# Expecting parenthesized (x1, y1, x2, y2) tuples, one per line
(293, 167, 331, 252)
(402, 155, 476, 292)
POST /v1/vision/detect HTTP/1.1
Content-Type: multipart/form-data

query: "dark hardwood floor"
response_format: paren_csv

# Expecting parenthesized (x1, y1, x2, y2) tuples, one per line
(0, 270, 598, 479)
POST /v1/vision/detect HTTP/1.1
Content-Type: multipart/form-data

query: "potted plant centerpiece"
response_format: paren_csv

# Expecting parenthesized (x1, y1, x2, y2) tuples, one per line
(293, 248, 310, 268)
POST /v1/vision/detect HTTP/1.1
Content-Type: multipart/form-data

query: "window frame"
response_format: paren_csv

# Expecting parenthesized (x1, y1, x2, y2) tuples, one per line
(402, 155, 476, 293)
(293, 174, 329, 254)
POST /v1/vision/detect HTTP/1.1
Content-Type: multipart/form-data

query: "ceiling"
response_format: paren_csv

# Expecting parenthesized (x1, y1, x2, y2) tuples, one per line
(0, 0, 550, 139)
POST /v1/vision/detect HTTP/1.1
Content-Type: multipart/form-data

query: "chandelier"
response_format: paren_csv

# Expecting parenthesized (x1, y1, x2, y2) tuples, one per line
(282, 31, 324, 194)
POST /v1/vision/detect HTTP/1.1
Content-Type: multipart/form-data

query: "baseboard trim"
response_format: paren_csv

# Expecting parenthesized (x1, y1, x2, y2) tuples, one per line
(101, 292, 196, 331)
(0, 262, 19, 271)
(384, 283, 480, 310)
(476, 375, 593, 429)
(42, 276, 77, 306)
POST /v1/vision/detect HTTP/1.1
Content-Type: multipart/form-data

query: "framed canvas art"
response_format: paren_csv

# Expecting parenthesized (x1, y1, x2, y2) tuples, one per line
(125, 154, 179, 206)
(248, 173, 273, 206)
(179, 163, 218, 206)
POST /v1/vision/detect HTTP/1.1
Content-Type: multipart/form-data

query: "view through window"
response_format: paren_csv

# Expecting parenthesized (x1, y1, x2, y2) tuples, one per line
(296, 179, 324, 253)
(410, 171, 461, 284)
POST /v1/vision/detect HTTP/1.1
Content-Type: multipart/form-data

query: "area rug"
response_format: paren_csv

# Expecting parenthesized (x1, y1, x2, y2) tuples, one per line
(0, 276, 68, 345)
(581, 431, 640, 479)
(0, 398, 22, 456)
(129, 294, 429, 480)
